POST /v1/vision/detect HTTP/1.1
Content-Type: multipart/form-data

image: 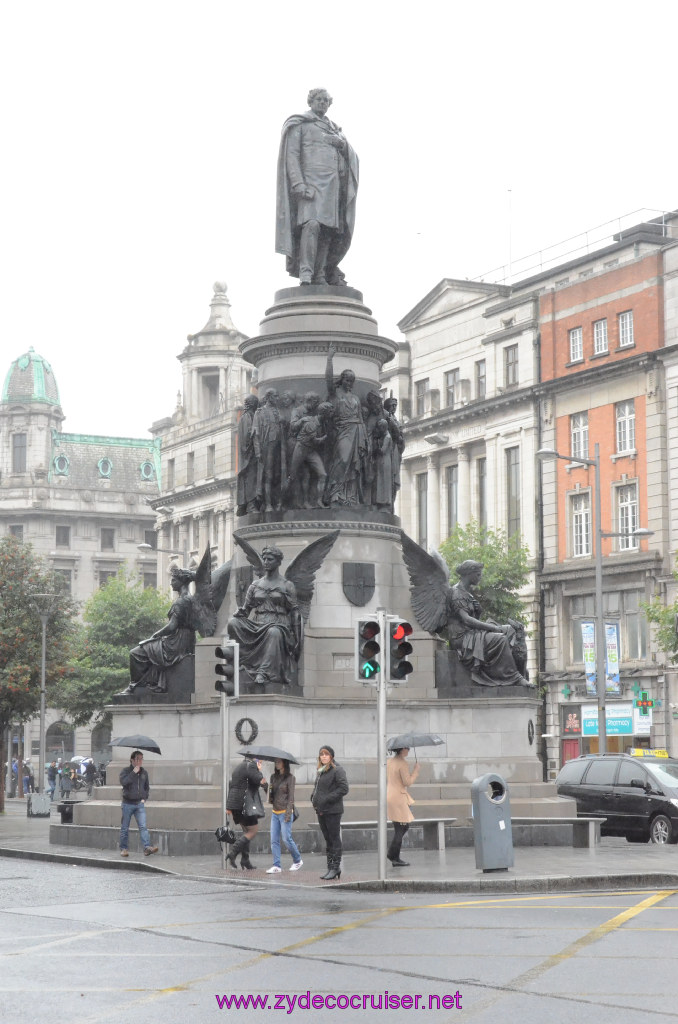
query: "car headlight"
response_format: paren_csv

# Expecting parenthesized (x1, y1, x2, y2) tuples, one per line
(669, 799, 678, 809)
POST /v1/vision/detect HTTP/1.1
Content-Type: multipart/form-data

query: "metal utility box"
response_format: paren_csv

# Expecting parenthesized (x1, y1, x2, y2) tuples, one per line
(26, 793, 51, 818)
(471, 773, 514, 871)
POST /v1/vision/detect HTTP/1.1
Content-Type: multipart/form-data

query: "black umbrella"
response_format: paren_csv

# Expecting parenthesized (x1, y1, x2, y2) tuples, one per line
(387, 733, 444, 761)
(237, 744, 300, 765)
(111, 734, 162, 755)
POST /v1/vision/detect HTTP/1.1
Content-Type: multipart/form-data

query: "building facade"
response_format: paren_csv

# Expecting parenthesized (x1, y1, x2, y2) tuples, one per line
(0, 347, 160, 766)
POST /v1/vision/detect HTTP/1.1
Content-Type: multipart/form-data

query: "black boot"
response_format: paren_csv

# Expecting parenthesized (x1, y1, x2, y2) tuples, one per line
(320, 852, 334, 879)
(226, 835, 246, 869)
(323, 856, 342, 881)
(388, 823, 410, 866)
(240, 837, 256, 870)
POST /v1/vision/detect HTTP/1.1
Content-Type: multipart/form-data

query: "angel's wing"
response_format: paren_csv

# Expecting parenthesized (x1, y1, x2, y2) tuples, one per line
(208, 559, 232, 618)
(191, 544, 217, 637)
(400, 531, 451, 635)
(285, 529, 340, 621)
(233, 534, 264, 577)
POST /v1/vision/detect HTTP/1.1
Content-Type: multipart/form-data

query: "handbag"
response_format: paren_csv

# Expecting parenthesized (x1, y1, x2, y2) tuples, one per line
(242, 786, 265, 819)
(292, 806, 299, 822)
(215, 825, 236, 845)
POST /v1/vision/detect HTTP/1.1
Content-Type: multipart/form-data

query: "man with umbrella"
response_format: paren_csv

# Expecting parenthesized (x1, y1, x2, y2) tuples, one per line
(119, 750, 158, 858)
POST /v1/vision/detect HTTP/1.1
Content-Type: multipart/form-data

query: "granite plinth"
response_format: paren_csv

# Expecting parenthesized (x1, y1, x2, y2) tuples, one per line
(111, 656, 195, 705)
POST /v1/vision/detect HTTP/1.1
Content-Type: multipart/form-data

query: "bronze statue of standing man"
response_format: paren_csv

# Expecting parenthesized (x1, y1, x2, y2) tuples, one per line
(276, 89, 359, 286)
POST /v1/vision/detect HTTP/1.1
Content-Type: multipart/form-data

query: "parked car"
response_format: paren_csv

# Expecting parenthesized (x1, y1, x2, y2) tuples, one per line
(555, 753, 678, 844)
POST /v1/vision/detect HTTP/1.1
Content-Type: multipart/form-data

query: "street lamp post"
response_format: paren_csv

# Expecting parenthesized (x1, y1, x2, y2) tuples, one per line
(137, 543, 190, 566)
(537, 445, 653, 755)
(29, 592, 59, 795)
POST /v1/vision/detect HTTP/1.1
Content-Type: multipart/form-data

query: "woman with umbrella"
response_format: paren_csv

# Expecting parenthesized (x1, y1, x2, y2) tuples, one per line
(266, 759, 303, 873)
(225, 754, 268, 870)
(386, 745, 420, 866)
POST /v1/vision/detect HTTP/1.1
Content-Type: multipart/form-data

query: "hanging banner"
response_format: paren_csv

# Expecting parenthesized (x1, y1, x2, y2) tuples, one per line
(582, 621, 596, 695)
(582, 621, 622, 696)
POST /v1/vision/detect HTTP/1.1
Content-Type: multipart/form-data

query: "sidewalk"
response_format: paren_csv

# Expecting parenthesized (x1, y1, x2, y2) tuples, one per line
(2, 798, 678, 893)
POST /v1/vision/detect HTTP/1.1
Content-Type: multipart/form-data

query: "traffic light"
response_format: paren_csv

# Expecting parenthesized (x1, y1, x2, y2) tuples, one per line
(355, 618, 381, 682)
(215, 639, 239, 697)
(386, 618, 413, 683)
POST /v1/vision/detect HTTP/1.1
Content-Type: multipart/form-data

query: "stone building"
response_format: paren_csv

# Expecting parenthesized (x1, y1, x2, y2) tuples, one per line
(0, 347, 160, 767)
(392, 211, 678, 768)
(148, 282, 252, 584)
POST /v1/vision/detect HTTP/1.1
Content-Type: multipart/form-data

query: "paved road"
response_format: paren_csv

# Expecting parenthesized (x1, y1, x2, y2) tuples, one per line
(2, 859, 677, 1023)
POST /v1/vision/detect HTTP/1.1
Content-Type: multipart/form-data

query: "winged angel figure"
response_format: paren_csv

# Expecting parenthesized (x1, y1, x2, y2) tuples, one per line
(400, 532, 531, 687)
(122, 546, 232, 694)
(227, 530, 339, 688)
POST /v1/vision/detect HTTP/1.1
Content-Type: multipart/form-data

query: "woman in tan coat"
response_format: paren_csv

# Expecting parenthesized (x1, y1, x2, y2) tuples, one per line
(386, 747, 420, 866)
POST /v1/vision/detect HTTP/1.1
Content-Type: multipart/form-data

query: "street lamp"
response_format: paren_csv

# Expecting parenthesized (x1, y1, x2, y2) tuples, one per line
(537, 445, 653, 754)
(137, 542, 189, 565)
(29, 592, 59, 795)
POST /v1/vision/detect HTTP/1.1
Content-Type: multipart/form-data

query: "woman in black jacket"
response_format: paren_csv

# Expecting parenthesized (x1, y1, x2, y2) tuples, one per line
(311, 745, 349, 880)
(226, 754, 268, 869)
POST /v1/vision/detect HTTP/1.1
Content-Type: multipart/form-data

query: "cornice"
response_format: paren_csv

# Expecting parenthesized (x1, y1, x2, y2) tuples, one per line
(402, 385, 535, 436)
(240, 333, 398, 368)
(535, 349, 659, 395)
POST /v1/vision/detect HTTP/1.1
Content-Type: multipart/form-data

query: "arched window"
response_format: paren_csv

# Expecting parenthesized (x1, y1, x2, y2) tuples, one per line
(140, 461, 155, 481)
(98, 457, 112, 478)
(91, 722, 112, 765)
(46, 721, 75, 761)
(54, 453, 69, 475)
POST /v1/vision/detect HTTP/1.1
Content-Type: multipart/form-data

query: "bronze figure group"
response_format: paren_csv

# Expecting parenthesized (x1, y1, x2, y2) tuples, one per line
(236, 348, 404, 516)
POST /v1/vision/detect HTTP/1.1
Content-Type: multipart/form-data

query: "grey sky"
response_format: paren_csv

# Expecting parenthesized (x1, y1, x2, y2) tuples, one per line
(2, 0, 676, 437)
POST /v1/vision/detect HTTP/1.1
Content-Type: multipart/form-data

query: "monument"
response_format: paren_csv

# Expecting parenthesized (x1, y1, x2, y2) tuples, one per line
(62, 91, 551, 857)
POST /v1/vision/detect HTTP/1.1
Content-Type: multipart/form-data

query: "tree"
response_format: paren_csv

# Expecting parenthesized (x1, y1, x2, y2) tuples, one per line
(438, 520, 531, 625)
(644, 580, 678, 664)
(56, 567, 168, 726)
(0, 537, 79, 809)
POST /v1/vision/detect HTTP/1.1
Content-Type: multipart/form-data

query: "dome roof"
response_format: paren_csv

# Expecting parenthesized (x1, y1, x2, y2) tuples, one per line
(2, 347, 61, 407)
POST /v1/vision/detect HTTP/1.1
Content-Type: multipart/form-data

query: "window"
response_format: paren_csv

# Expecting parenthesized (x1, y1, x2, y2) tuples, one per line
(144, 530, 157, 549)
(570, 412, 589, 461)
(416, 473, 428, 548)
(570, 593, 595, 661)
(583, 759, 617, 786)
(97, 457, 112, 478)
(569, 327, 583, 362)
(55, 525, 70, 548)
(207, 444, 216, 478)
(446, 465, 458, 536)
(619, 589, 646, 659)
(617, 483, 638, 549)
(505, 447, 520, 538)
(140, 461, 154, 481)
(504, 345, 519, 387)
(143, 572, 157, 590)
(187, 451, 195, 485)
(618, 310, 634, 348)
(99, 570, 117, 588)
(12, 434, 27, 473)
(54, 454, 69, 476)
(9, 524, 23, 541)
(192, 517, 200, 548)
(616, 400, 635, 453)
(477, 457, 487, 528)
(444, 369, 459, 409)
(593, 318, 608, 355)
(101, 528, 115, 550)
(475, 360, 486, 400)
(571, 492, 591, 557)
(54, 569, 72, 594)
(167, 459, 175, 489)
(415, 379, 429, 416)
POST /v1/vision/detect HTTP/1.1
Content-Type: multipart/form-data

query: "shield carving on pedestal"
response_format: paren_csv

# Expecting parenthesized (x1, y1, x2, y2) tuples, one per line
(342, 563, 375, 606)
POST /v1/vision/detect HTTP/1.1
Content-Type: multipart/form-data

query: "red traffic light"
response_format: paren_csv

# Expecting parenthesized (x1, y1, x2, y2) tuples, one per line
(391, 621, 413, 642)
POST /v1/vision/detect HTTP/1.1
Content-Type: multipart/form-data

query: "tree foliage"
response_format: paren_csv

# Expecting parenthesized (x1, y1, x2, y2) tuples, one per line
(438, 520, 531, 625)
(644, 585, 678, 664)
(0, 536, 79, 732)
(56, 567, 169, 726)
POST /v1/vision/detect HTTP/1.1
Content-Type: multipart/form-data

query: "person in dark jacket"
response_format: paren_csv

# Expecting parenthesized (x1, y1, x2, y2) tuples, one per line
(311, 745, 349, 880)
(118, 751, 158, 857)
(225, 754, 268, 870)
(47, 761, 58, 801)
(266, 759, 303, 873)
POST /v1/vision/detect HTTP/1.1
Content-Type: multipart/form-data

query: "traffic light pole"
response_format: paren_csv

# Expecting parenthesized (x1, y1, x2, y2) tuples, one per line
(221, 689, 230, 872)
(377, 609, 388, 882)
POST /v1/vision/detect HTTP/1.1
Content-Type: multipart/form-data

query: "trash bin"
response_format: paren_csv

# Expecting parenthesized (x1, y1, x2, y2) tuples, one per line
(471, 773, 513, 872)
(58, 801, 74, 824)
(27, 793, 51, 818)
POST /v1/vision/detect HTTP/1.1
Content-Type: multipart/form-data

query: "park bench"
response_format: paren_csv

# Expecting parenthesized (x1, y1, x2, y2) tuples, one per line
(511, 816, 604, 848)
(337, 817, 458, 852)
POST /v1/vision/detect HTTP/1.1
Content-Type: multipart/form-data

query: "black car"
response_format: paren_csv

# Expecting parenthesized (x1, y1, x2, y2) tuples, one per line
(555, 753, 678, 844)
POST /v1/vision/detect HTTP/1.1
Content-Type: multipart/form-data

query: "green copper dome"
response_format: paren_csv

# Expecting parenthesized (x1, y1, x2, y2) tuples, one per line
(2, 347, 61, 406)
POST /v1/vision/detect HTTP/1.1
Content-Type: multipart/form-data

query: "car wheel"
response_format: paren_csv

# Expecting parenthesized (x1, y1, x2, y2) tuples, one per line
(650, 815, 673, 844)
(625, 834, 649, 844)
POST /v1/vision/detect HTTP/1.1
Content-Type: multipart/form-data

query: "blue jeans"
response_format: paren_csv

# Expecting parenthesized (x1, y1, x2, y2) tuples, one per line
(270, 812, 301, 867)
(120, 801, 151, 850)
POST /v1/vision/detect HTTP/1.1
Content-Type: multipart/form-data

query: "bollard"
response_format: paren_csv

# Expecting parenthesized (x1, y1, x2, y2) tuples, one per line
(470, 773, 514, 871)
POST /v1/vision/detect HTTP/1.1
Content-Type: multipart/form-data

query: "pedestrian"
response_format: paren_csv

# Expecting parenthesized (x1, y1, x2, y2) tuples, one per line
(311, 745, 349, 880)
(60, 762, 72, 800)
(47, 760, 57, 801)
(386, 746, 420, 866)
(225, 754, 268, 870)
(266, 759, 303, 874)
(118, 751, 158, 857)
(84, 759, 96, 795)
